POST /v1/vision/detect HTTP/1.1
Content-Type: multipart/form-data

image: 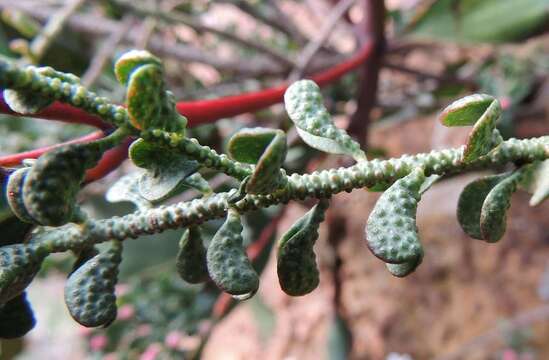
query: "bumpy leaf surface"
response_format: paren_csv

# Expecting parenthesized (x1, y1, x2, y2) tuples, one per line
(366, 168, 426, 277)
(457, 173, 510, 240)
(206, 209, 259, 299)
(277, 199, 329, 296)
(228, 127, 287, 194)
(64, 241, 122, 327)
(285, 80, 366, 161)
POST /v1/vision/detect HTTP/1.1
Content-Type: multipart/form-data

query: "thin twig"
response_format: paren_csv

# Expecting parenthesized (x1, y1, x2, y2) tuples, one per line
(28, 0, 86, 63)
(81, 17, 133, 87)
(0, 1, 286, 77)
(384, 60, 475, 87)
(116, 0, 297, 69)
(289, 0, 358, 81)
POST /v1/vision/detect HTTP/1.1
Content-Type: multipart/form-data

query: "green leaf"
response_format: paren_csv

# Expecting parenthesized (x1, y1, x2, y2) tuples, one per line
(366, 168, 426, 276)
(0, 291, 35, 339)
(439, 94, 495, 126)
(182, 173, 213, 196)
(129, 139, 199, 202)
(386, 253, 424, 278)
(457, 173, 510, 240)
(105, 172, 152, 210)
(277, 199, 329, 296)
(176, 227, 209, 284)
(520, 160, 549, 206)
(408, 0, 549, 43)
(122, 53, 187, 132)
(228, 128, 288, 195)
(114, 49, 162, 86)
(228, 128, 282, 164)
(439, 94, 502, 163)
(480, 171, 522, 242)
(206, 209, 259, 300)
(64, 241, 122, 327)
(6, 167, 35, 223)
(0, 243, 47, 305)
(285, 80, 366, 161)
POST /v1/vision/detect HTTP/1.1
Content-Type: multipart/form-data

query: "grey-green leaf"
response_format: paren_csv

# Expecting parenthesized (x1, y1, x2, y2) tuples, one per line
(480, 171, 522, 243)
(129, 139, 199, 202)
(457, 173, 511, 240)
(206, 209, 259, 299)
(0, 243, 47, 305)
(520, 160, 549, 206)
(366, 168, 425, 276)
(176, 227, 209, 284)
(277, 199, 329, 296)
(285, 80, 366, 161)
(64, 241, 122, 327)
(105, 172, 152, 210)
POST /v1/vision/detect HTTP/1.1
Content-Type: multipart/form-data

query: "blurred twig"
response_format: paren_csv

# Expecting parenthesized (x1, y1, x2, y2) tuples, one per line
(116, 0, 297, 68)
(81, 16, 133, 87)
(27, 0, 86, 63)
(289, 0, 358, 81)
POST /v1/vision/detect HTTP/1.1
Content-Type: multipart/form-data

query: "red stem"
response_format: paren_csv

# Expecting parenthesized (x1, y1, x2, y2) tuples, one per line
(0, 131, 106, 166)
(0, 100, 112, 130)
(1, 41, 374, 180)
(0, 41, 374, 128)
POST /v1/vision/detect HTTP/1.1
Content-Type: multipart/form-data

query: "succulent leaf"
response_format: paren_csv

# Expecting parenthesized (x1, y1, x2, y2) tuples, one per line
(129, 138, 199, 202)
(457, 173, 511, 240)
(22, 143, 102, 226)
(277, 199, 329, 296)
(520, 160, 549, 206)
(206, 209, 259, 299)
(438, 94, 502, 163)
(0, 243, 47, 305)
(114, 50, 162, 86)
(6, 167, 36, 223)
(284, 80, 366, 161)
(366, 168, 426, 276)
(228, 127, 287, 194)
(105, 172, 152, 210)
(176, 227, 209, 284)
(479, 171, 522, 242)
(64, 241, 122, 328)
(0, 291, 36, 339)
(124, 59, 186, 132)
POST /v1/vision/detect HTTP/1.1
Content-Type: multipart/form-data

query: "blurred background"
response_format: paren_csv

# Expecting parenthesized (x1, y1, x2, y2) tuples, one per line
(0, 0, 548, 359)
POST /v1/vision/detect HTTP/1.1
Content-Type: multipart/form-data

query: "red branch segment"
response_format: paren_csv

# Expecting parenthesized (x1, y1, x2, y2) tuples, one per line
(1, 41, 374, 181)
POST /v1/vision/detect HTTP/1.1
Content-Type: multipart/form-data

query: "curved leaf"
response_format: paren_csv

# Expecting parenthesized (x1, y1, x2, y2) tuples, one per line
(277, 199, 329, 296)
(366, 168, 425, 276)
(64, 241, 122, 327)
(285, 80, 366, 161)
(206, 209, 259, 299)
(176, 227, 209, 284)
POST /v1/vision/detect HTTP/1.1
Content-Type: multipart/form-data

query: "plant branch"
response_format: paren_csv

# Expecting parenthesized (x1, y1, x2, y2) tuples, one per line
(0, 40, 374, 128)
(32, 136, 549, 252)
(0, 130, 106, 166)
